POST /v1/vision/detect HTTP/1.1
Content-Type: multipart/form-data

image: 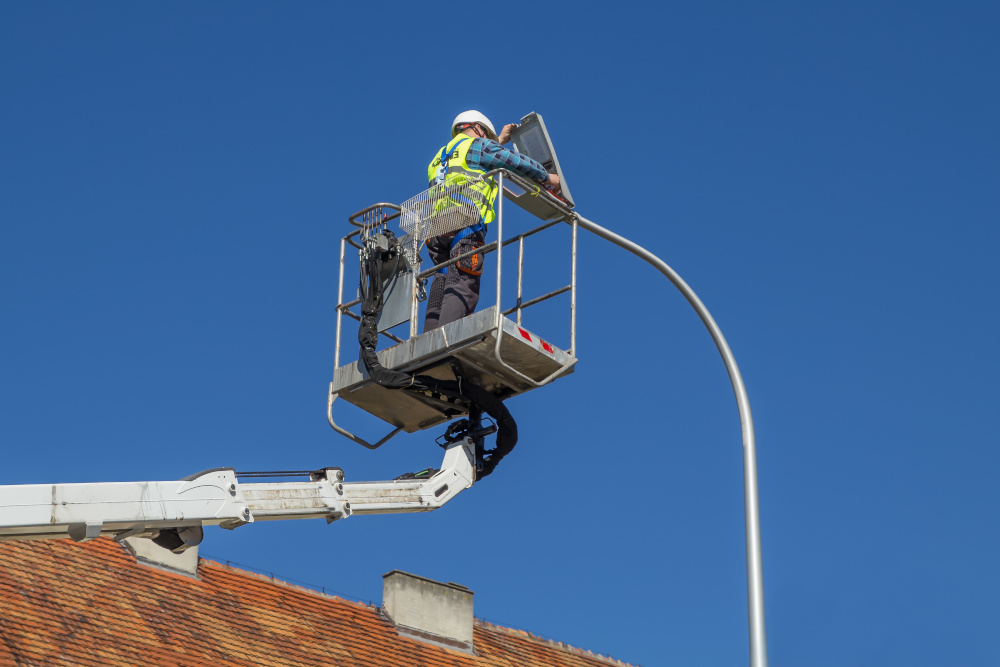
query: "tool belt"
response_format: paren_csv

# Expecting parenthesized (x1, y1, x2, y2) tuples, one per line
(429, 225, 486, 276)
(452, 232, 485, 276)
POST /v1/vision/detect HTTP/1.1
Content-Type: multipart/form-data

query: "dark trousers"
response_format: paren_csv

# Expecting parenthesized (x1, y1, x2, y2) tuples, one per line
(423, 230, 485, 332)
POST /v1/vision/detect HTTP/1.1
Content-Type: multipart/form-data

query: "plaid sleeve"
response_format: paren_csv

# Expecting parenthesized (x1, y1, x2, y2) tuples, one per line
(469, 138, 549, 183)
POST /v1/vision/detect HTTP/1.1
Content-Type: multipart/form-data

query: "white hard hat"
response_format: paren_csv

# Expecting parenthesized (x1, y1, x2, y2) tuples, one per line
(452, 110, 497, 140)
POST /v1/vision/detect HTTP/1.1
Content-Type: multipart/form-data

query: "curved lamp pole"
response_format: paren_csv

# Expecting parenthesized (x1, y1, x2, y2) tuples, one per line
(574, 215, 768, 667)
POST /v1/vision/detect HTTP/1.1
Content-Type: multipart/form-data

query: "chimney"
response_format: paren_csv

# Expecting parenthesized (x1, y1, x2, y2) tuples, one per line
(382, 570, 474, 653)
(122, 535, 199, 577)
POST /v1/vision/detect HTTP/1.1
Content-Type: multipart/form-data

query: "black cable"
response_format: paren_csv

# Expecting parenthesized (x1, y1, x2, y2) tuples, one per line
(355, 231, 517, 478)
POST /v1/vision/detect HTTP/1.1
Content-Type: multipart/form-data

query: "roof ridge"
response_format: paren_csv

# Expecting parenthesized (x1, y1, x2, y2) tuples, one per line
(475, 618, 641, 667)
(2, 539, 637, 667)
(199, 558, 638, 665)
(197, 557, 378, 610)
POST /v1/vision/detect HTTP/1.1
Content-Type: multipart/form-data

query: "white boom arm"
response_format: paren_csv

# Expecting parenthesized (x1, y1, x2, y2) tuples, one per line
(0, 440, 476, 551)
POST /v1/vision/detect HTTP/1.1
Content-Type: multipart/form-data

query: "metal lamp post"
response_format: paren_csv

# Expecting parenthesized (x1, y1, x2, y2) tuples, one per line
(574, 215, 768, 667)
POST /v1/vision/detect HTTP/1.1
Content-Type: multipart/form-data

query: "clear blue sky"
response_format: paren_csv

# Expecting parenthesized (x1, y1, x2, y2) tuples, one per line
(2, 3, 998, 666)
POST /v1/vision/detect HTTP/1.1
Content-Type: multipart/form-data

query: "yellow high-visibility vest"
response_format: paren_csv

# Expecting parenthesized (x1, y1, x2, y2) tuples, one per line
(427, 134, 497, 228)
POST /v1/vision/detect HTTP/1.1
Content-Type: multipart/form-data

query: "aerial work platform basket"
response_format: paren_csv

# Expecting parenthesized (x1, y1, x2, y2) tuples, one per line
(328, 169, 578, 449)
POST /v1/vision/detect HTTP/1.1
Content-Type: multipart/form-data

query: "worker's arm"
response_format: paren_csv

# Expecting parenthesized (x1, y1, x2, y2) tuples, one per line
(473, 139, 561, 194)
(498, 124, 516, 145)
(544, 173, 561, 194)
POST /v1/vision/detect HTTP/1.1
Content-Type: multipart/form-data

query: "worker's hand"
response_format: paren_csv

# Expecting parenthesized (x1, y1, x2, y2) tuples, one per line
(545, 173, 561, 195)
(498, 123, 516, 144)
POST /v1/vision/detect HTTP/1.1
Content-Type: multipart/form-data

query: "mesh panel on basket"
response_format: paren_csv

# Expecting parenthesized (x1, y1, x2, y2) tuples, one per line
(399, 178, 485, 255)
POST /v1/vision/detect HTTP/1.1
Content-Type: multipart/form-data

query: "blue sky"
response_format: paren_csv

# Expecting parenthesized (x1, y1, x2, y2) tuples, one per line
(2, 3, 998, 666)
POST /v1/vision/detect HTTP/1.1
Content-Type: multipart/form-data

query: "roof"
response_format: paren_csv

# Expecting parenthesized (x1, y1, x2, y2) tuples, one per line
(0, 538, 635, 667)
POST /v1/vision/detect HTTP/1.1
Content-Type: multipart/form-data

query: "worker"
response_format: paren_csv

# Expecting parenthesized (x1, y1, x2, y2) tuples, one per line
(423, 110, 560, 331)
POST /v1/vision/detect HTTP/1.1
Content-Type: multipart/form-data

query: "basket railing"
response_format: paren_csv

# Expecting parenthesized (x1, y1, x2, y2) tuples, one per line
(334, 169, 577, 381)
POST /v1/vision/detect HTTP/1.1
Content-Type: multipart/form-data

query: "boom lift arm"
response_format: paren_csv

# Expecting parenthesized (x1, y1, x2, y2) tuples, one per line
(0, 113, 577, 553)
(0, 438, 476, 552)
(0, 170, 570, 554)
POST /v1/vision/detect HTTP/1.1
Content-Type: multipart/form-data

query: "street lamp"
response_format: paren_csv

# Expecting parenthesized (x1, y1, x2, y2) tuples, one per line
(574, 215, 768, 667)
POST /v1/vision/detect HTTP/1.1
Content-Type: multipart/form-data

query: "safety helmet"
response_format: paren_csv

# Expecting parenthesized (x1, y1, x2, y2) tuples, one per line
(451, 110, 497, 141)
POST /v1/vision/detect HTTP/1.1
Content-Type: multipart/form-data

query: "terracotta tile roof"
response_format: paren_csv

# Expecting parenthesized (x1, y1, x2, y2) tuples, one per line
(0, 538, 635, 667)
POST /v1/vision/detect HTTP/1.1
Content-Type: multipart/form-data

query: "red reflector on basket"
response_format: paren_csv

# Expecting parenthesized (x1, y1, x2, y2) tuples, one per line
(541, 340, 554, 353)
(518, 327, 532, 341)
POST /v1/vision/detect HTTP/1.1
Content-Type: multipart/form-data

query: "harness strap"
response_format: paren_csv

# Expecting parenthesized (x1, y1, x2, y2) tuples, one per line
(434, 137, 471, 185)
(433, 136, 487, 274)
(452, 223, 485, 245)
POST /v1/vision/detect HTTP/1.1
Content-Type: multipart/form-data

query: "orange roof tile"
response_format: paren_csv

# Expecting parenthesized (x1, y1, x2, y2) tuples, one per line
(0, 538, 635, 667)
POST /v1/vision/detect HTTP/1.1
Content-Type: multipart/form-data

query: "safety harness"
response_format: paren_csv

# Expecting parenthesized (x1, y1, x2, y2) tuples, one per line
(431, 136, 490, 273)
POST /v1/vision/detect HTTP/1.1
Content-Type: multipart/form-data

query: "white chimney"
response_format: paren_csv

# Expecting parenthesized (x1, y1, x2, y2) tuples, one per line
(122, 535, 199, 576)
(382, 570, 474, 653)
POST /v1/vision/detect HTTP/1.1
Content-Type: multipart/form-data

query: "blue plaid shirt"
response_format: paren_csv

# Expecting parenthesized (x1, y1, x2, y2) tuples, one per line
(444, 137, 549, 184)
